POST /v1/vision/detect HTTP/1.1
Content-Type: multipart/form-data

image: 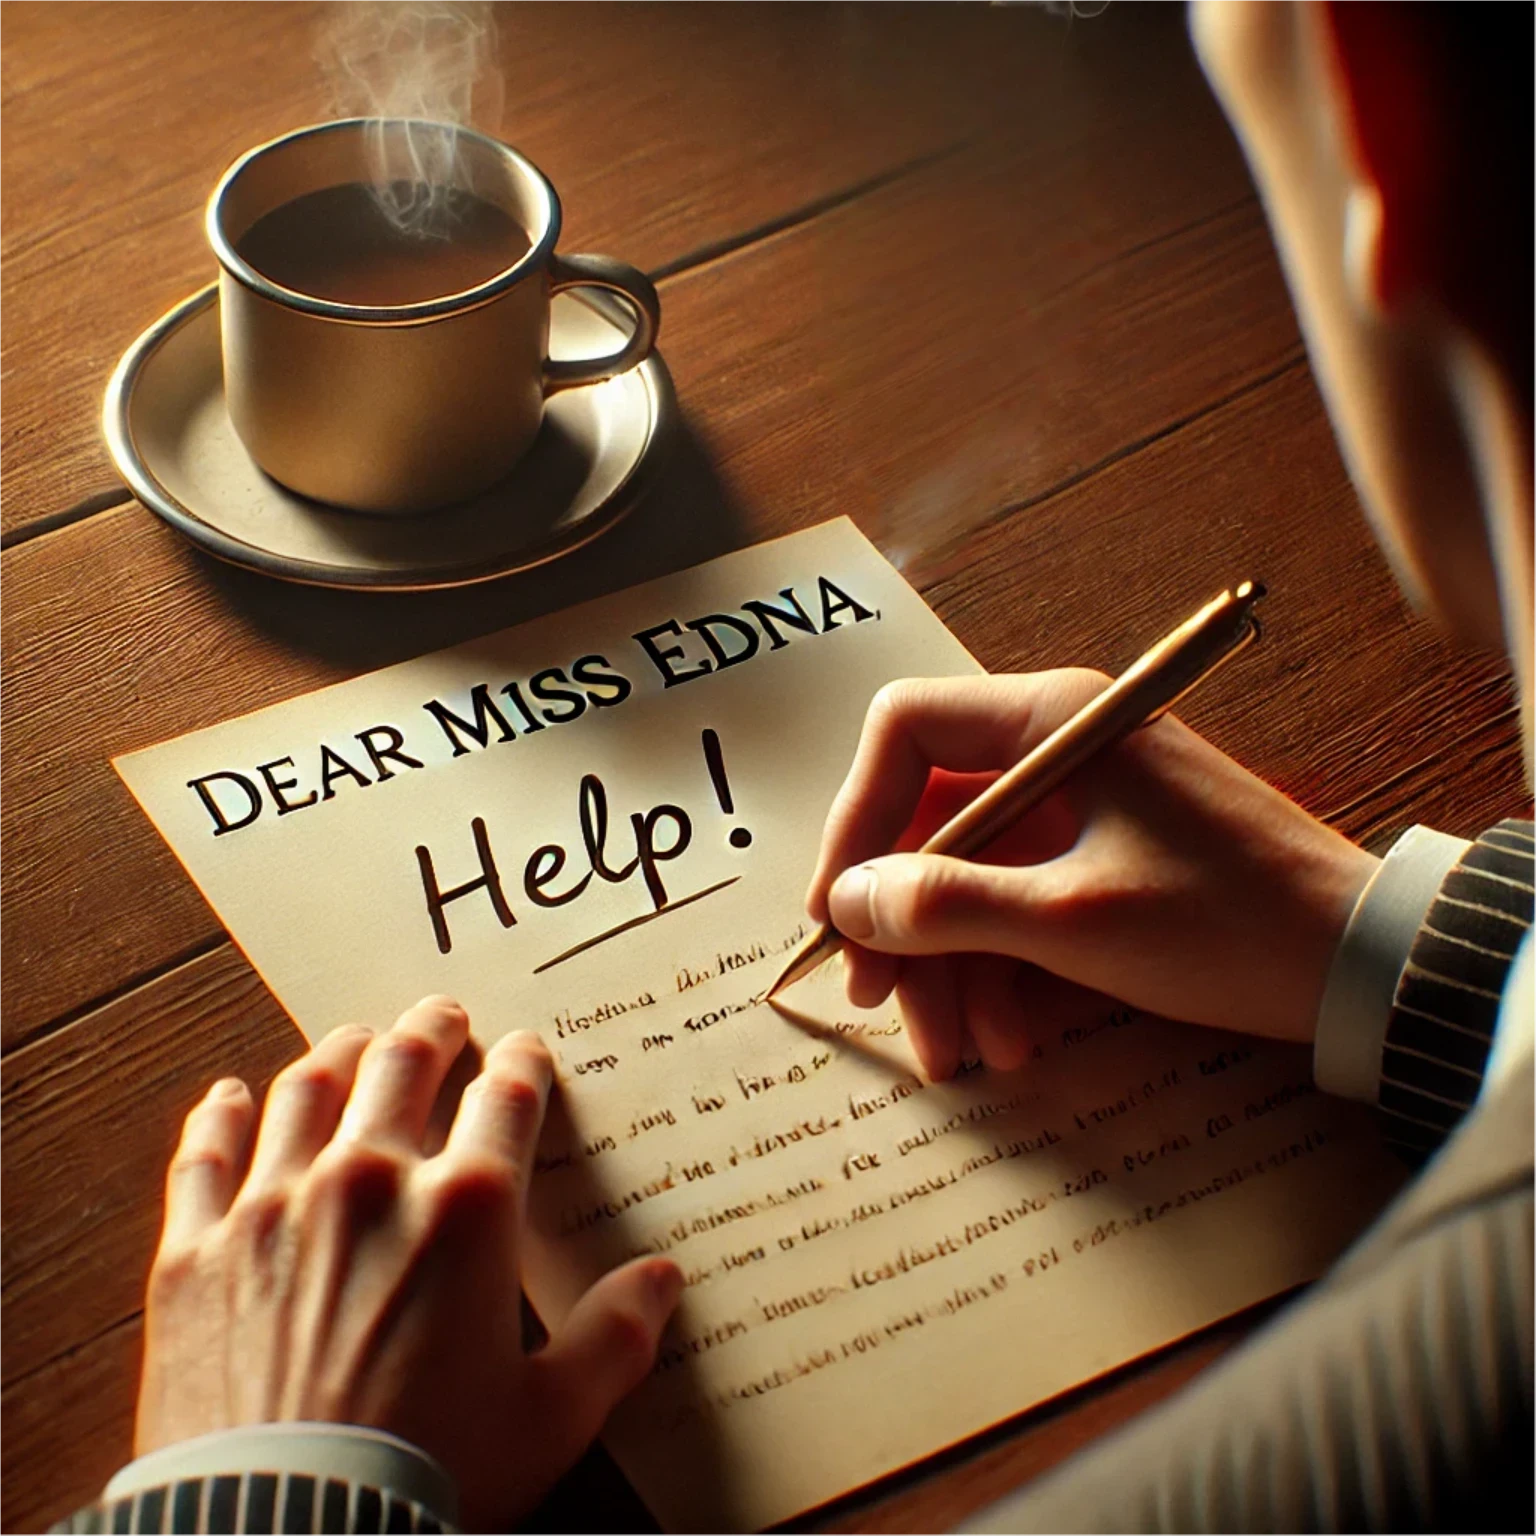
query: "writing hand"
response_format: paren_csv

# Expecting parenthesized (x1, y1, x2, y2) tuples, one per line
(806, 674, 1377, 1079)
(137, 998, 683, 1530)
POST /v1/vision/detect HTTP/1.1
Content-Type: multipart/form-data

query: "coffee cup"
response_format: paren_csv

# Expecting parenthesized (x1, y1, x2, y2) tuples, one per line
(206, 119, 660, 514)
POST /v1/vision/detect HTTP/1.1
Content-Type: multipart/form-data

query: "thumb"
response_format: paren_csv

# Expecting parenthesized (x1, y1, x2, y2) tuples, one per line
(536, 1257, 683, 1460)
(828, 853, 1058, 959)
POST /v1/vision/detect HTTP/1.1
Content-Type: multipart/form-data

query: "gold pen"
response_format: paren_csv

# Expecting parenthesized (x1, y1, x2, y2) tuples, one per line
(767, 580, 1268, 998)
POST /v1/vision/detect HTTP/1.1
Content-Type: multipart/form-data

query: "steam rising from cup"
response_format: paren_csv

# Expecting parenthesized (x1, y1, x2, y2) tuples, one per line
(318, 0, 505, 239)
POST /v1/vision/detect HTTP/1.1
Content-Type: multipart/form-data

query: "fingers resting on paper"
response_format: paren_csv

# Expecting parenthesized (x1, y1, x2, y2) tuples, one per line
(808, 671, 1381, 1068)
(144, 999, 683, 1530)
(336, 995, 469, 1148)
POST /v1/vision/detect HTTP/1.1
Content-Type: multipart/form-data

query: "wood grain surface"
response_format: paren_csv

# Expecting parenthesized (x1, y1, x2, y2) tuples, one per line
(1, 3, 1526, 1532)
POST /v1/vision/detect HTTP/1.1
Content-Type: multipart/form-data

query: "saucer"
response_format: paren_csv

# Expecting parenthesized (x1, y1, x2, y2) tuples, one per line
(103, 285, 675, 590)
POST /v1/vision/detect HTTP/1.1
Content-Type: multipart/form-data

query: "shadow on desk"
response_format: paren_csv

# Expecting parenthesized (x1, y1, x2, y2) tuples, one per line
(197, 415, 751, 672)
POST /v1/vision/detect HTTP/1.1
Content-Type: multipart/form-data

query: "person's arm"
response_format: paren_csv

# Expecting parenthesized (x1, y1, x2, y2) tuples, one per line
(805, 674, 1534, 1106)
(806, 677, 1534, 1532)
(961, 929, 1535, 1534)
(53, 997, 684, 1536)
(962, 1084, 1534, 1532)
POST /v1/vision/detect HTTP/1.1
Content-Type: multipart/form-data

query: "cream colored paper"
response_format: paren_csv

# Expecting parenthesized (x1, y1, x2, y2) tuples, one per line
(116, 519, 1407, 1531)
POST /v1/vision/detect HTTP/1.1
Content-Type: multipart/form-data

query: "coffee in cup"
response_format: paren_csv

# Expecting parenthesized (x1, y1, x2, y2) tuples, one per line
(235, 181, 532, 308)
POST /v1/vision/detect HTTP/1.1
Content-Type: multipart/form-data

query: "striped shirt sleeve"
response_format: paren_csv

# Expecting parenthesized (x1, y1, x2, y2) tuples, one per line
(1378, 819, 1534, 1162)
(1315, 826, 1473, 1103)
(49, 1470, 449, 1534)
(50, 1424, 458, 1535)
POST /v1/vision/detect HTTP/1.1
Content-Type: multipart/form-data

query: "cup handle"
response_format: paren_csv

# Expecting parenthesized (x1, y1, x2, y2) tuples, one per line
(543, 253, 661, 395)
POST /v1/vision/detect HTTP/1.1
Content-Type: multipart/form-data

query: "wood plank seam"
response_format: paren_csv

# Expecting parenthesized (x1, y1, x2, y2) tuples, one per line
(647, 138, 975, 282)
(1033, 190, 1260, 311)
(0, 489, 134, 551)
(0, 252, 1303, 564)
(908, 346, 1309, 583)
(2, 1308, 143, 1396)
(6, 161, 220, 284)
(2, 930, 231, 1059)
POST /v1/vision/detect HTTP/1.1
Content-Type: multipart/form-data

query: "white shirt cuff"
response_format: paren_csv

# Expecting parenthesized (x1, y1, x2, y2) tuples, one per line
(102, 1422, 457, 1521)
(1314, 825, 1471, 1103)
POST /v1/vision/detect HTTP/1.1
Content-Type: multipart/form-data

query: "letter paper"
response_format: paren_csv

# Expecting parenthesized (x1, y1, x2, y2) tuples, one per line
(115, 519, 1407, 1530)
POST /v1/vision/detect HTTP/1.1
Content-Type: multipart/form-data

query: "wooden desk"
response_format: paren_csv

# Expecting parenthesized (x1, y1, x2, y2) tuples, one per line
(1, 4, 1526, 1530)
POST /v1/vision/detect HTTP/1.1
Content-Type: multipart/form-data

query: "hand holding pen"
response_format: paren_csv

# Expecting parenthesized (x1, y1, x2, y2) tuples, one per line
(784, 586, 1379, 1080)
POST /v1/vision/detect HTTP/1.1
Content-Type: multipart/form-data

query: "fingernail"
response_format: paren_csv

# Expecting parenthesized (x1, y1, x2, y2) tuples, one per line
(417, 995, 466, 1017)
(648, 1260, 684, 1310)
(503, 1030, 553, 1069)
(490, 1031, 552, 1088)
(210, 1077, 246, 1100)
(335, 1023, 374, 1040)
(829, 865, 879, 940)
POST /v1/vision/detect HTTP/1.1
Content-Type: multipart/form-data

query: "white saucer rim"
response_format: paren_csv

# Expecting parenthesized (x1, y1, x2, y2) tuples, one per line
(102, 283, 676, 592)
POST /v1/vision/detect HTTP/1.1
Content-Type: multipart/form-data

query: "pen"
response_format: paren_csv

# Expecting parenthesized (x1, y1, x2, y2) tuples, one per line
(767, 580, 1268, 997)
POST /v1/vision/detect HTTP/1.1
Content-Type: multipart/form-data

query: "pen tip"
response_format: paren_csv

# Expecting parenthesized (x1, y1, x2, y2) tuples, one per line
(768, 923, 841, 998)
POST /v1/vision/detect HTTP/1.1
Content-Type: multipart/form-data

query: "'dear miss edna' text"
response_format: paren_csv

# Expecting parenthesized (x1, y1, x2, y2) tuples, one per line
(186, 576, 879, 838)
